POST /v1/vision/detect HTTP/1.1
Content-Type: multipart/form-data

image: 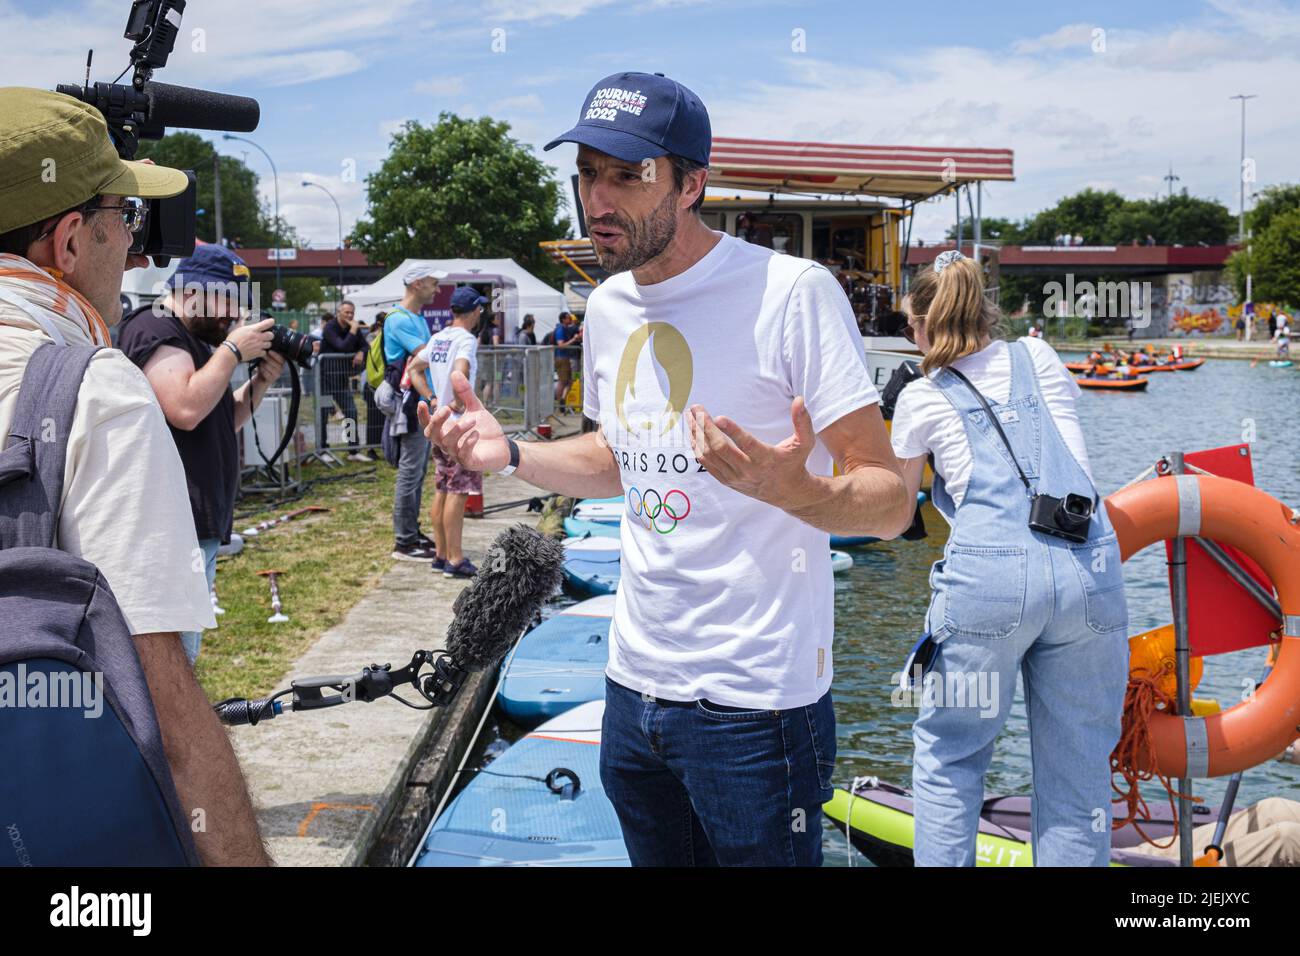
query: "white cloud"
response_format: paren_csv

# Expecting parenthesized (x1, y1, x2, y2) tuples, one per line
(480, 0, 714, 23)
(703, 15, 1299, 243)
(1012, 23, 1098, 55)
(0, 0, 426, 90)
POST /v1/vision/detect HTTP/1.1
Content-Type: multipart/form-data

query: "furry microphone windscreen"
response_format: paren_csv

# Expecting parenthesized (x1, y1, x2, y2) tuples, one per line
(444, 524, 566, 669)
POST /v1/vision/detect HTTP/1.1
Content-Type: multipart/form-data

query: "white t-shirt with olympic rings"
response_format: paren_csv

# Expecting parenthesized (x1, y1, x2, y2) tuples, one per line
(581, 231, 879, 710)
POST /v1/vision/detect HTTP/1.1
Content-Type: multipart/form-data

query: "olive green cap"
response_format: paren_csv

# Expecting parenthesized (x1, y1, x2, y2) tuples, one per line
(0, 87, 191, 234)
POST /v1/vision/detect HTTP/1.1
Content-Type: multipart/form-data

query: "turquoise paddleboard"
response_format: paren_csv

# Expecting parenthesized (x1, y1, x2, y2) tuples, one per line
(498, 595, 614, 726)
(412, 701, 628, 866)
(562, 536, 621, 596)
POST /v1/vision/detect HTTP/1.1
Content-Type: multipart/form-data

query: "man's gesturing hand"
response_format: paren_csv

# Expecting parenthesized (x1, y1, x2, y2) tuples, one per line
(417, 370, 510, 471)
(688, 397, 819, 509)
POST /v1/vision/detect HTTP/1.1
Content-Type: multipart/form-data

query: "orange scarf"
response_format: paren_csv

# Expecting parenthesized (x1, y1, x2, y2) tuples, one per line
(0, 254, 112, 346)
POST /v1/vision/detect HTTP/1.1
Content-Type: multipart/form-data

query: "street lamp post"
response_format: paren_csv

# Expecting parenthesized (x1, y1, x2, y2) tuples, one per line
(302, 180, 344, 310)
(223, 133, 281, 304)
(1228, 94, 1257, 244)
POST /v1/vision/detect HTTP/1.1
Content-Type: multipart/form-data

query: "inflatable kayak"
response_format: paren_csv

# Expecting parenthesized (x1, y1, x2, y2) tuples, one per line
(1077, 375, 1149, 391)
(1268, 360, 1294, 368)
(830, 550, 853, 574)
(1141, 358, 1205, 372)
(412, 701, 628, 866)
(562, 536, 621, 596)
(824, 778, 1219, 867)
(497, 595, 614, 726)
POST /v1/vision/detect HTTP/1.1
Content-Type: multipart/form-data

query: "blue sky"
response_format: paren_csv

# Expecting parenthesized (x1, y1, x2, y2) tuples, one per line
(5, 0, 1297, 247)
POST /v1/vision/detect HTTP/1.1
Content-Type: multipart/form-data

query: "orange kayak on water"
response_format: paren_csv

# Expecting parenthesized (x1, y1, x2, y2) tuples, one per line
(1077, 375, 1150, 391)
(1142, 358, 1205, 372)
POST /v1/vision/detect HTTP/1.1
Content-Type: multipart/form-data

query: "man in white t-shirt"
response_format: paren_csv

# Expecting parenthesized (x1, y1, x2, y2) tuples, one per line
(408, 286, 485, 578)
(419, 72, 912, 866)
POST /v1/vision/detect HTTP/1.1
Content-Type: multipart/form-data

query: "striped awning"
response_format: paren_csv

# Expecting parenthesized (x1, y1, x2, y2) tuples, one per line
(542, 239, 600, 267)
(708, 137, 1014, 200)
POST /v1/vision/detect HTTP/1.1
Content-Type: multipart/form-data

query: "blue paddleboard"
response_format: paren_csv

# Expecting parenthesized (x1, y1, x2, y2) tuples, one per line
(563, 516, 621, 539)
(498, 595, 614, 726)
(562, 536, 621, 596)
(412, 701, 628, 866)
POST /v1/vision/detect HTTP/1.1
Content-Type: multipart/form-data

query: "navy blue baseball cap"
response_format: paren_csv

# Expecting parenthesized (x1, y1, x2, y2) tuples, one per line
(450, 286, 488, 313)
(544, 72, 711, 166)
(168, 243, 252, 303)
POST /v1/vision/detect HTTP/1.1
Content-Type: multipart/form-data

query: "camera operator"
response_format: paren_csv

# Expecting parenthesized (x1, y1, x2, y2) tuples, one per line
(0, 88, 268, 865)
(119, 244, 286, 663)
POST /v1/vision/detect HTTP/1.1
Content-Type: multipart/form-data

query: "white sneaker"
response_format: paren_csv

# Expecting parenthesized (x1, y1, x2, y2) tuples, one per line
(347, 452, 371, 463)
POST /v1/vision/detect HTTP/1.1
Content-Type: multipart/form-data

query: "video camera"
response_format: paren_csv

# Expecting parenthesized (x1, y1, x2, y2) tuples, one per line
(55, 0, 260, 265)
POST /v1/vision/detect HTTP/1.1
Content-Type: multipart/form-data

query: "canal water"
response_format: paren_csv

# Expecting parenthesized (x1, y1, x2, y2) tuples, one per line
(467, 353, 1299, 866)
(825, 353, 1300, 864)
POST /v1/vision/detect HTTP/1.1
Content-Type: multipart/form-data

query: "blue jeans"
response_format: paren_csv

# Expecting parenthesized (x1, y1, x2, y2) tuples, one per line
(180, 537, 220, 665)
(913, 542, 1129, 867)
(392, 429, 431, 546)
(600, 676, 835, 866)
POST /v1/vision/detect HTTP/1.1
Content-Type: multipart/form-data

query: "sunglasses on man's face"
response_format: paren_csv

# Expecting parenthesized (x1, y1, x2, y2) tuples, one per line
(83, 197, 149, 235)
(38, 198, 149, 243)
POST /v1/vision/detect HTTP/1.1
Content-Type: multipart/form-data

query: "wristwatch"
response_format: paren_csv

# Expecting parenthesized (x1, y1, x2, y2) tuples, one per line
(500, 438, 520, 476)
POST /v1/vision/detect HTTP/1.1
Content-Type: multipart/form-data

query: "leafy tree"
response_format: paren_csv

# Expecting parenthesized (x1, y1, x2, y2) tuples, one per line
(1246, 183, 1300, 235)
(282, 277, 326, 311)
(1017, 188, 1128, 245)
(136, 132, 296, 247)
(350, 114, 570, 284)
(944, 216, 1022, 243)
(1108, 193, 1234, 246)
(1225, 206, 1300, 305)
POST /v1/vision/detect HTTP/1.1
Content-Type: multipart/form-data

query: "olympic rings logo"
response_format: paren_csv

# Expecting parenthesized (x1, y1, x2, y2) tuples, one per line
(627, 487, 691, 535)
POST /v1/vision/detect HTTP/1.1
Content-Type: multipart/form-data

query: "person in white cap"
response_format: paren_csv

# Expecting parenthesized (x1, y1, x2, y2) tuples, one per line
(386, 265, 447, 560)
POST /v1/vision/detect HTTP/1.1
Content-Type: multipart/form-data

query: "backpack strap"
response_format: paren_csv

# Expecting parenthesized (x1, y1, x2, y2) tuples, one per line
(0, 342, 100, 550)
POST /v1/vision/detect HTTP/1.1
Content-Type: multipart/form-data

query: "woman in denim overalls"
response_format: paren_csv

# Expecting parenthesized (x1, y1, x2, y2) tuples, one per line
(892, 253, 1129, 866)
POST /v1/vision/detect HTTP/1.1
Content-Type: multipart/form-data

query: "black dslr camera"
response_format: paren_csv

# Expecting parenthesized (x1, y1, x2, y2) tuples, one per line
(1028, 492, 1094, 544)
(269, 324, 316, 369)
(56, 1, 260, 265)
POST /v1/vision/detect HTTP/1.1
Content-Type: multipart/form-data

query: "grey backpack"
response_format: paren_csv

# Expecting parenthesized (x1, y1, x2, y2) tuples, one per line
(0, 342, 199, 866)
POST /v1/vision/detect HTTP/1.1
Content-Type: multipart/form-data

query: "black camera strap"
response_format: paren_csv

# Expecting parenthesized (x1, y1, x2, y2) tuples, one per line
(944, 366, 1036, 498)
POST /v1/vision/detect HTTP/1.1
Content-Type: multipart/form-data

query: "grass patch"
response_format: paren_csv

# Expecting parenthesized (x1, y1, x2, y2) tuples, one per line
(196, 458, 406, 702)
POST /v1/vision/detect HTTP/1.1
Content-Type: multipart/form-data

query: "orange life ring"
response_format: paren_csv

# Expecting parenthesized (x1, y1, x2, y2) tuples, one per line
(1107, 474, 1300, 777)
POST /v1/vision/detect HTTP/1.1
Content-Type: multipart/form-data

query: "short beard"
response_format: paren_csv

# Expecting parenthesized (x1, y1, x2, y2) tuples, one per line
(189, 314, 229, 347)
(589, 188, 679, 274)
(171, 297, 232, 346)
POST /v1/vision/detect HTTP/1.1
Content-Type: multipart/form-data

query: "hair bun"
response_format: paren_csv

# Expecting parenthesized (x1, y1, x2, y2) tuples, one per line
(933, 250, 966, 273)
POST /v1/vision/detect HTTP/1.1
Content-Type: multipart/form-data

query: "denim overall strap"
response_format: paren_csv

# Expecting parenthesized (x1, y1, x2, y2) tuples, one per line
(1004, 340, 1115, 538)
(929, 343, 1043, 527)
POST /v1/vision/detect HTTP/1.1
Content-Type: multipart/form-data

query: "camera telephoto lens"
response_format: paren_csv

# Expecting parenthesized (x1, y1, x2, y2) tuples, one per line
(269, 324, 315, 369)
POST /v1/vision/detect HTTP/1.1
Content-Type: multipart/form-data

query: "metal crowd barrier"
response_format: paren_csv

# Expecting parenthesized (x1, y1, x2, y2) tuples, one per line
(268, 346, 568, 469)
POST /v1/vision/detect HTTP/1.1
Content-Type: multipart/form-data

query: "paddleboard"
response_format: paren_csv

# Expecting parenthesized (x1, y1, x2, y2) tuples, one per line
(412, 701, 628, 866)
(498, 595, 614, 726)
(562, 536, 621, 596)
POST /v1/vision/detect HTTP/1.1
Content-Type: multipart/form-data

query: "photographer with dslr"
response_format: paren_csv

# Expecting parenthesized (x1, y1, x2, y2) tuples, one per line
(119, 244, 285, 663)
(889, 250, 1128, 867)
(318, 300, 369, 462)
(0, 87, 268, 865)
